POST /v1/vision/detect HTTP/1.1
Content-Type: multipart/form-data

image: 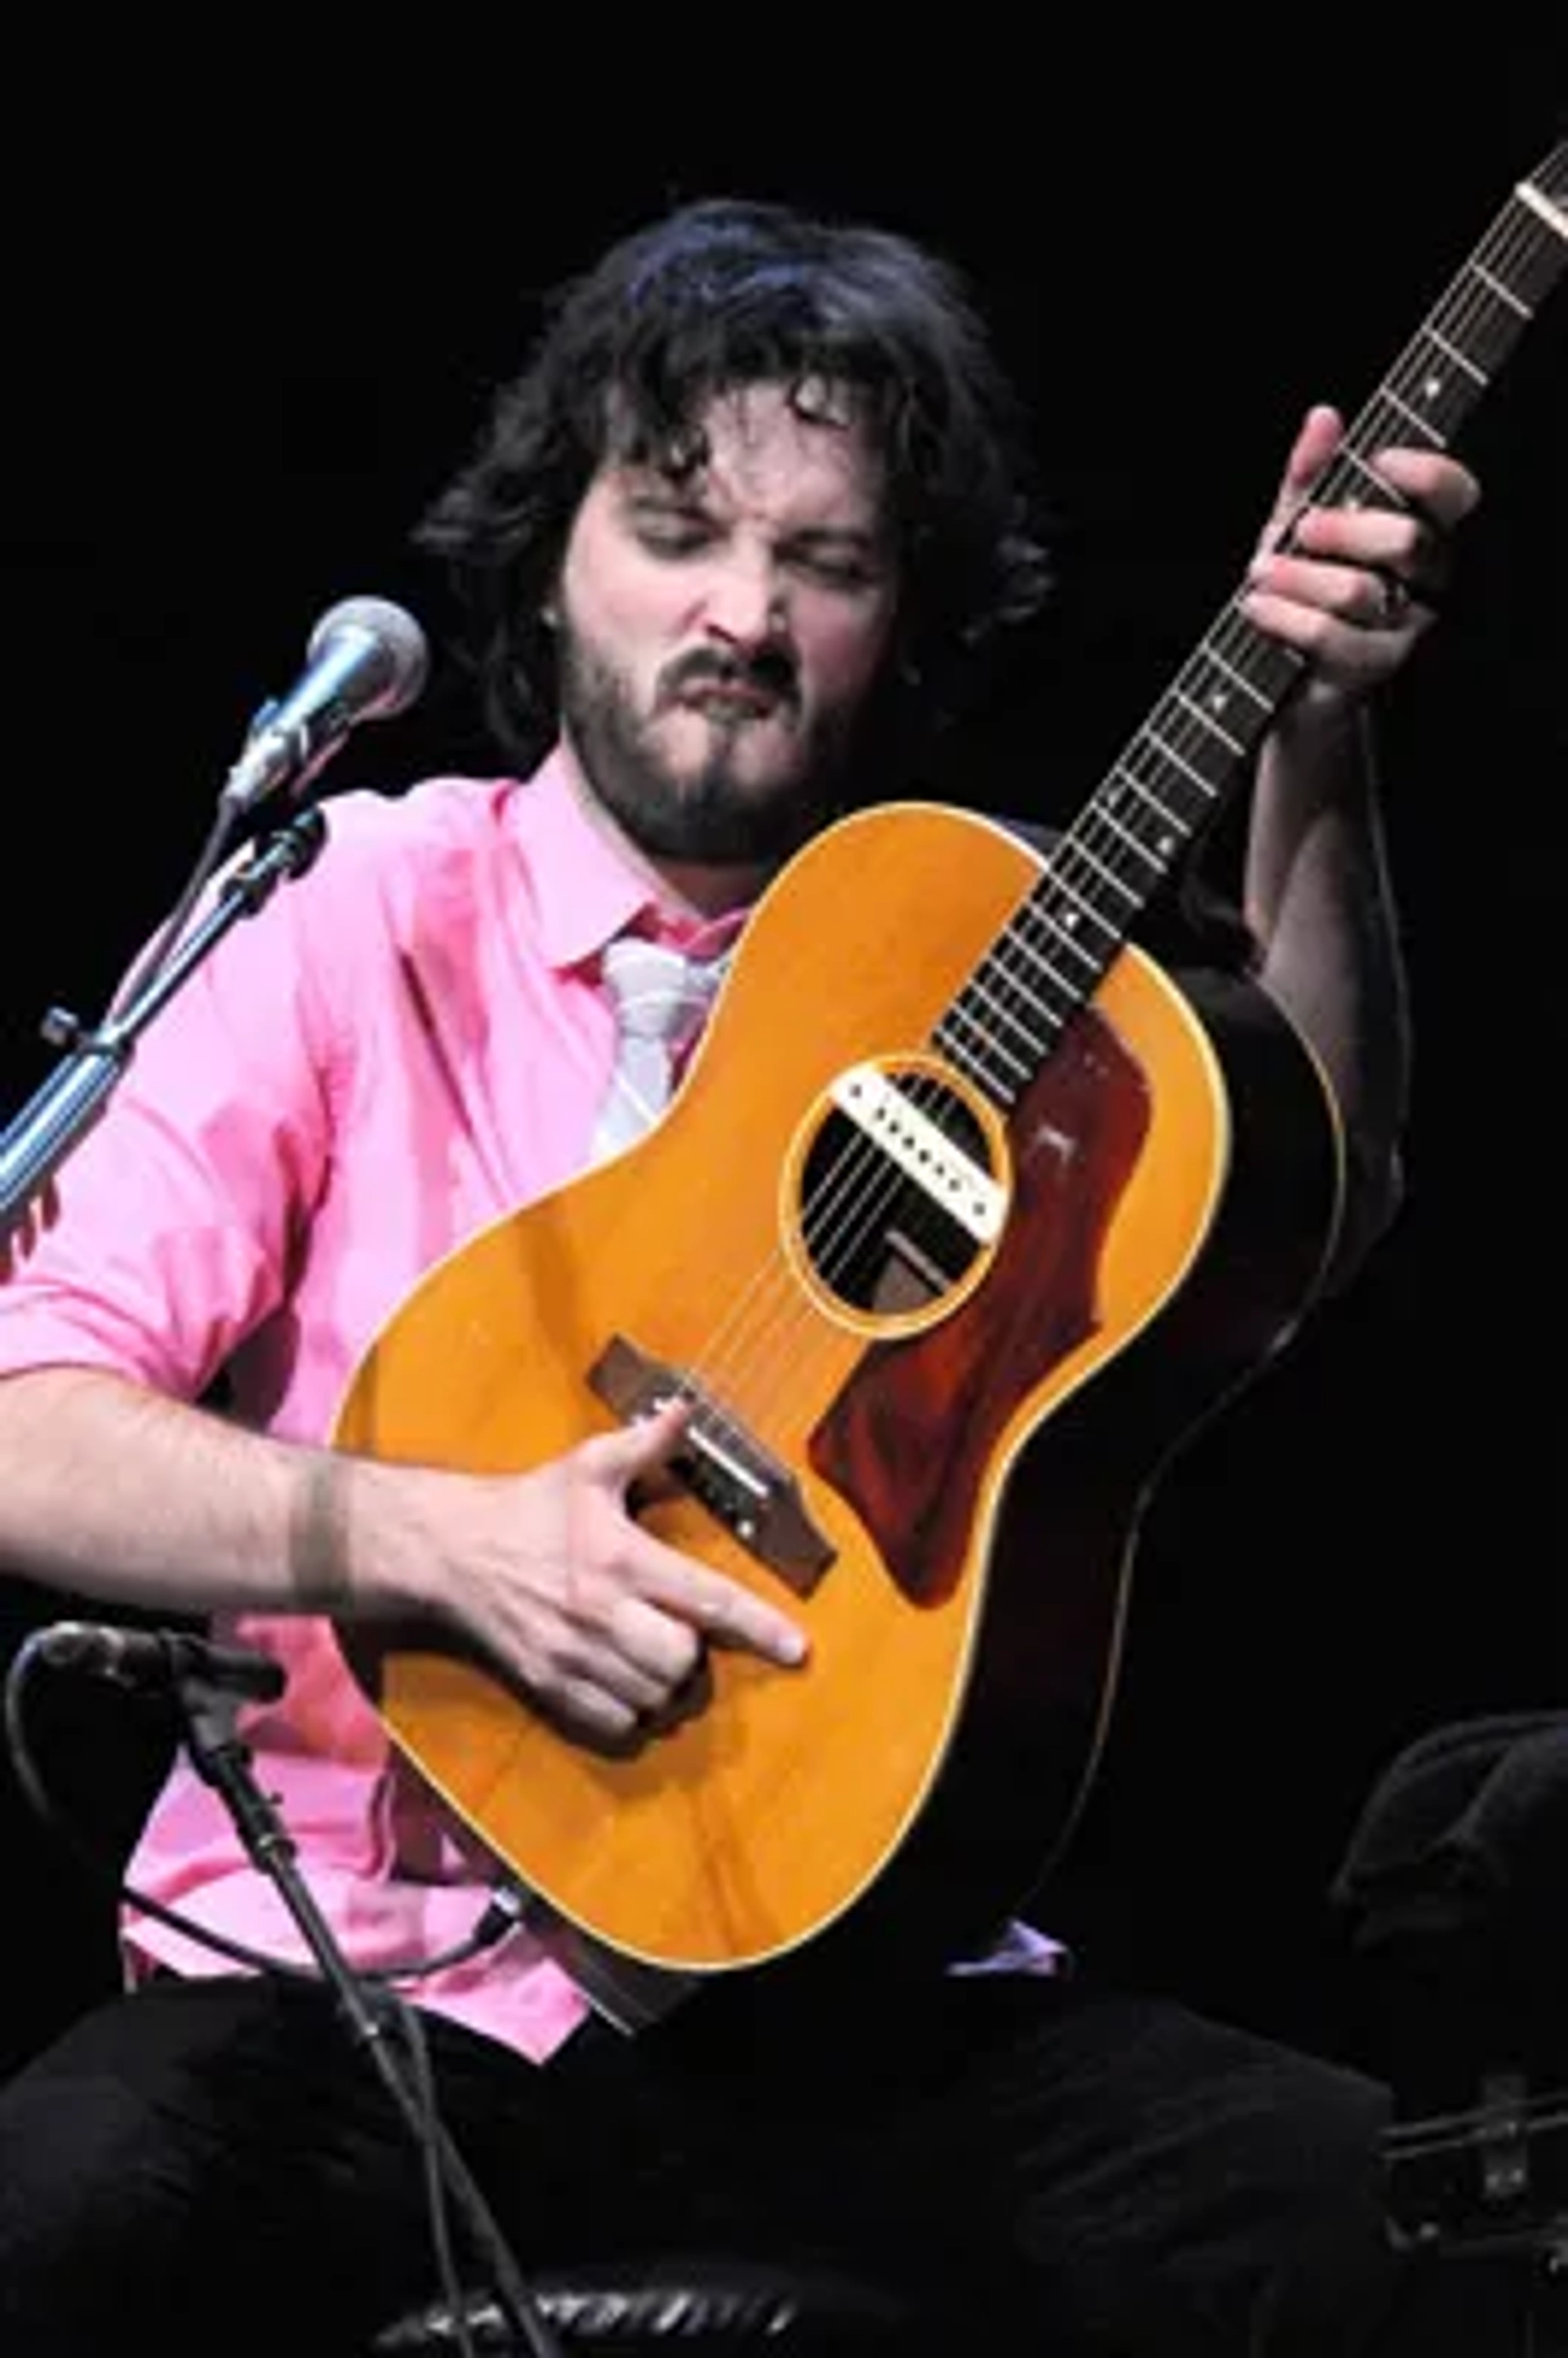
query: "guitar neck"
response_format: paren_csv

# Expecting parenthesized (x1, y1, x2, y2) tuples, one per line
(935, 136, 1568, 1113)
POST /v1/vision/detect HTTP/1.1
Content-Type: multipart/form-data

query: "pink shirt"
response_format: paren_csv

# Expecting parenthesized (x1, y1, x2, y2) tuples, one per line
(0, 751, 748, 2061)
(0, 749, 1065, 2057)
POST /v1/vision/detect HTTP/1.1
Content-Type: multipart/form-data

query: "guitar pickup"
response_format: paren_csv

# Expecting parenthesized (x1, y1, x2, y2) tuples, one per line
(831, 1062, 1004, 1242)
(587, 1334, 835, 1597)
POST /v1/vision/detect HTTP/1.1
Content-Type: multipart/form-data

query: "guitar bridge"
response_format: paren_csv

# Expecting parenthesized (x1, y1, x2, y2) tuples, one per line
(587, 1334, 834, 1596)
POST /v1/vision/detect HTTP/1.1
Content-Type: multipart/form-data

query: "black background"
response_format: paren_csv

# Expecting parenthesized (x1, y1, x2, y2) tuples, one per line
(0, 55, 1564, 2080)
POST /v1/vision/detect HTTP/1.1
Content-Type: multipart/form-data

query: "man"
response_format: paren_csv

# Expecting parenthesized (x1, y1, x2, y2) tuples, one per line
(0, 197, 1481, 2353)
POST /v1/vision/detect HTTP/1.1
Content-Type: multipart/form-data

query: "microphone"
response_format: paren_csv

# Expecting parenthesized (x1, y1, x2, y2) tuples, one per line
(34, 1620, 287, 1705)
(219, 595, 430, 818)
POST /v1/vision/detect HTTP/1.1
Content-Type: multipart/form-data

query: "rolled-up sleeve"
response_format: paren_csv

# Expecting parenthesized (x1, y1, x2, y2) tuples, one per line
(0, 843, 345, 1402)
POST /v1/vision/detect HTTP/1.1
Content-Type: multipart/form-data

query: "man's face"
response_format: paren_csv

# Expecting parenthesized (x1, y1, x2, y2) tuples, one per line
(553, 381, 900, 869)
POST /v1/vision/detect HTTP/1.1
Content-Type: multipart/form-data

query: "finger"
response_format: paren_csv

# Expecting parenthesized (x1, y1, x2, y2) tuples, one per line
(630, 1533, 808, 1668)
(1278, 484, 1460, 608)
(581, 1396, 693, 1491)
(543, 1605, 715, 1744)
(1240, 581, 1432, 686)
(1371, 446, 1483, 535)
(549, 1654, 710, 1751)
(1246, 548, 1414, 632)
(606, 1590, 708, 1689)
(606, 1595, 715, 1736)
(577, 1407, 808, 1666)
(540, 1616, 684, 1724)
(549, 1674, 644, 1745)
(1258, 403, 1343, 552)
(643, 1651, 715, 1736)
(1263, 435, 1477, 607)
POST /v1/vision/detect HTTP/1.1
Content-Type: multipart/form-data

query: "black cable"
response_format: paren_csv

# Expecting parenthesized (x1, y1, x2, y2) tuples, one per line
(5, 1627, 559, 2356)
(105, 799, 247, 1017)
(2, 1629, 525, 1982)
(390, 1995, 483, 2358)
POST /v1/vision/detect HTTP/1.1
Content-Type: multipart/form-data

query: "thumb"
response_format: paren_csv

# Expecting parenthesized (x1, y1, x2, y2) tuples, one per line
(586, 1394, 693, 1493)
(1258, 402, 1343, 555)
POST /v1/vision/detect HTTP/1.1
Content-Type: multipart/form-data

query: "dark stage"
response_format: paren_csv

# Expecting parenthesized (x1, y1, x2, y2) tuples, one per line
(0, 67, 1564, 2086)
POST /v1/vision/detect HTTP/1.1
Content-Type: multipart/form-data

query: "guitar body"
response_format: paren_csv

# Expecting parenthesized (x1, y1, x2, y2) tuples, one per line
(332, 800, 1342, 1981)
(323, 138, 1568, 1989)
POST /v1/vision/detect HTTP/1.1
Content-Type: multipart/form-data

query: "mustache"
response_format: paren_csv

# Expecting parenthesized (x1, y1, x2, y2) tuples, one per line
(655, 644, 799, 711)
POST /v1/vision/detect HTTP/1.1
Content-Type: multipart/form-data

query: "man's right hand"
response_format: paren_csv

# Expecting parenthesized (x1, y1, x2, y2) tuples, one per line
(432, 1398, 809, 1744)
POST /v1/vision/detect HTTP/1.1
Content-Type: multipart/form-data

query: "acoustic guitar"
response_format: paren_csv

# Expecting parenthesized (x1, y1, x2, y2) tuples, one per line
(332, 137, 1567, 2000)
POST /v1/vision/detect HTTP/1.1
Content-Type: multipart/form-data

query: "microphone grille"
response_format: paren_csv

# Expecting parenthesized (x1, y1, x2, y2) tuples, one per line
(309, 595, 430, 717)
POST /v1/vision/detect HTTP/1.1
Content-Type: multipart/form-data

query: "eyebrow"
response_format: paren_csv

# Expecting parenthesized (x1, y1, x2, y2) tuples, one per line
(785, 522, 888, 555)
(621, 483, 887, 549)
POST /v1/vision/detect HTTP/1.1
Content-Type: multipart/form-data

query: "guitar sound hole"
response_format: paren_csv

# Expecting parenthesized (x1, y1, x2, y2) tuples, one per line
(800, 1073, 992, 1317)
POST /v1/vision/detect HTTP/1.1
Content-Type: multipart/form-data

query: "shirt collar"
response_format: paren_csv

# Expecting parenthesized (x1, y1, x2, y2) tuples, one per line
(523, 743, 752, 971)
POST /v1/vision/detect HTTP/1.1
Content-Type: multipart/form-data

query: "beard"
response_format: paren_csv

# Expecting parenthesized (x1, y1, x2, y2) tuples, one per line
(555, 617, 873, 868)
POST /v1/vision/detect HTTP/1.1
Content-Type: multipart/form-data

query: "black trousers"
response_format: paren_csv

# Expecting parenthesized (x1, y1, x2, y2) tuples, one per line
(0, 1962, 1472, 2356)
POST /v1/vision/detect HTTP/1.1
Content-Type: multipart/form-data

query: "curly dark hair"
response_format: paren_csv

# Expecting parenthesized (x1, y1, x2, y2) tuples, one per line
(415, 195, 1054, 777)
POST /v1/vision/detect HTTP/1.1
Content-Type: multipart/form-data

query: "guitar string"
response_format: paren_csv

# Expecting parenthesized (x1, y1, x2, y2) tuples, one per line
(941, 155, 1568, 1131)
(748, 157, 1566, 1351)
(863, 163, 1568, 1132)
(649, 156, 1564, 1460)
(644, 163, 1566, 1477)
(745, 158, 1568, 1361)
(1032, 166, 1561, 995)
(1047, 156, 1566, 934)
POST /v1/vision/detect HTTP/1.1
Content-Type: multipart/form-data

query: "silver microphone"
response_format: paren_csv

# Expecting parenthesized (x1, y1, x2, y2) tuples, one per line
(219, 595, 429, 818)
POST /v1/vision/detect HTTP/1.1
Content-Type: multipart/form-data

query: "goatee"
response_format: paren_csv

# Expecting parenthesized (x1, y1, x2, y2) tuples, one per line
(555, 622, 857, 867)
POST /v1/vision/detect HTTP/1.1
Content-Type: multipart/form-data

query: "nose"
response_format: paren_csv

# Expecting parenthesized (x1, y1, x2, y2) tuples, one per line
(701, 550, 787, 652)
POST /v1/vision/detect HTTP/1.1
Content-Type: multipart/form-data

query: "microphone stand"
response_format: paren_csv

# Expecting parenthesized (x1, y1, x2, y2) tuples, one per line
(172, 1664, 564, 2358)
(0, 810, 327, 1241)
(0, 790, 561, 2350)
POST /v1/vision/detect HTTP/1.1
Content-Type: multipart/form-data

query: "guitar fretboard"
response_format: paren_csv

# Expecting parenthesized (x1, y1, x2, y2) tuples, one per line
(936, 138, 1568, 1111)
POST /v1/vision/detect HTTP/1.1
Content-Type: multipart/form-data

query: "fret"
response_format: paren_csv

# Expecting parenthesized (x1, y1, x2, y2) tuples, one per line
(1054, 834, 1143, 910)
(1194, 639, 1274, 715)
(935, 1022, 1008, 1096)
(947, 954, 1078, 1085)
(951, 976, 1046, 1072)
(1390, 336, 1487, 439)
(1336, 443, 1407, 505)
(933, 1032, 981, 1085)
(1039, 874, 1133, 963)
(1472, 261, 1531, 318)
(1432, 283, 1533, 375)
(1034, 876, 1124, 962)
(1172, 688, 1246, 757)
(924, 138, 1566, 1117)
(1138, 724, 1227, 804)
(1419, 323, 1487, 386)
(1092, 798, 1170, 872)
(1432, 298, 1530, 377)
(1519, 176, 1568, 242)
(1486, 227, 1568, 315)
(1009, 910, 1101, 986)
(1112, 746, 1215, 837)
(935, 1002, 1035, 1099)
(1009, 918, 1111, 1010)
(972, 934, 1069, 1024)
(1202, 624, 1303, 711)
(1376, 382, 1448, 445)
(964, 963, 1055, 1046)
(1107, 764, 1186, 843)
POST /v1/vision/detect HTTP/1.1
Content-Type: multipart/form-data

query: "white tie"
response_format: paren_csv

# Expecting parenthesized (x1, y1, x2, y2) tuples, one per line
(590, 936, 724, 1161)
